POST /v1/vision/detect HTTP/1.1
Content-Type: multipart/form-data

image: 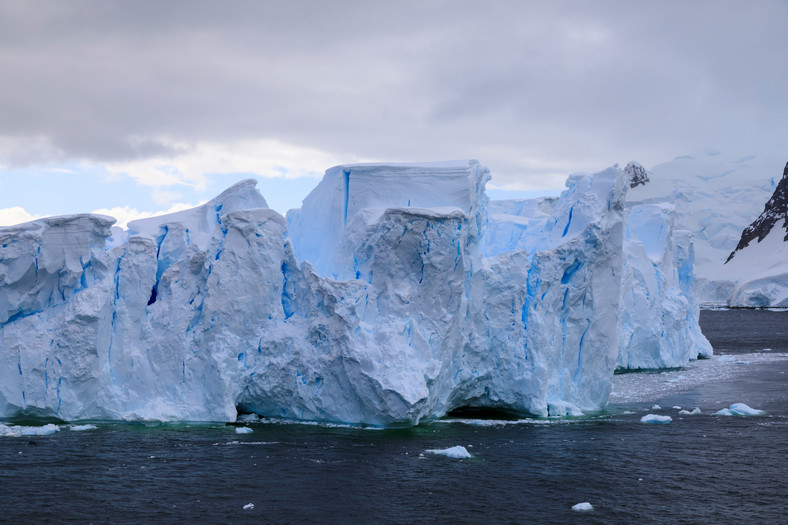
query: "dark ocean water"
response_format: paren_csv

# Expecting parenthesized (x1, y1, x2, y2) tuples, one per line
(1, 310, 787, 524)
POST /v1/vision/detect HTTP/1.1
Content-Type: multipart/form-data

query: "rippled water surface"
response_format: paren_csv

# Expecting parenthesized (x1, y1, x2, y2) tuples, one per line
(1, 310, 786, 524)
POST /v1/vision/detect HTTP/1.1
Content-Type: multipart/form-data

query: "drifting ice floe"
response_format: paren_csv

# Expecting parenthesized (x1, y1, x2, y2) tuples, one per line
(571, 502, 593, 512)
(0, 423, 60, 437)
(640, 414, 672, 424)
(714, 403, 765, 416)
(425, 446, 472, 459)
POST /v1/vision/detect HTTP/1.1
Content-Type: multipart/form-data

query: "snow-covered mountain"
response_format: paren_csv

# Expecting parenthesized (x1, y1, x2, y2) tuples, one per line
(627, 152, 781, 305)
(0, 161, 710, 425)
(721, 162, 788, 306)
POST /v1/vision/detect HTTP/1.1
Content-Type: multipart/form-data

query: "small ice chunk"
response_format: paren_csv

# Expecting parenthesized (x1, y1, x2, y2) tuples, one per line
(678, 408, 701, 415)
(729, 403, 764, 415)
(651, 404, 662, 410)
(715, 403, 764, 416)
(672, 406, 682, 410)
(69, 424, 98, 431)
(640, 414, 672, 424)
(235, 427, 253, 434)
(243, 503, 254, 510)
(425, 446, 472, 458)
(572, 502, 593, 512)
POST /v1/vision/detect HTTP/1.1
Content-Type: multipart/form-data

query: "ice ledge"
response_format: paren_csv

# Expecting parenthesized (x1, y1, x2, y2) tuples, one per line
(0, 213, 116, 234)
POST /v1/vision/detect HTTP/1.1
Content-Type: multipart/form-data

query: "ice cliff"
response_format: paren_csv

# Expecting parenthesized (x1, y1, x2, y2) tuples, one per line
(619, 202, 712, 368)
(0, 161, 710, 425)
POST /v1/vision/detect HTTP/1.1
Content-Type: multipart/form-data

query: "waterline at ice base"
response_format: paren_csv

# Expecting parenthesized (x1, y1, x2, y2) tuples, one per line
(0, 160, 711, 426)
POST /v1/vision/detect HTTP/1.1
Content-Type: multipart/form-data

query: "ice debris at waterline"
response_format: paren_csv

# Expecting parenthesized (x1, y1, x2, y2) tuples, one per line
(235, 427, 253, 434)
(640, 414, 672, 424)
(425, 446, 472, 459)
(0, 160, 711, 425)
(714, 403, 765, 416)
(0, 423, 60, 437)
(69, 424, 98, 431)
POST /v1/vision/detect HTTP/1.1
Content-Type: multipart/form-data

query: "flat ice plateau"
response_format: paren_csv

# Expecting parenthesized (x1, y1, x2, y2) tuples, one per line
(0, 160, 712, 425)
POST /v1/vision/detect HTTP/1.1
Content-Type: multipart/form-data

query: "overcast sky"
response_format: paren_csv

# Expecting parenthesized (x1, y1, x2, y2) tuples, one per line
(1, 0, 786, 224)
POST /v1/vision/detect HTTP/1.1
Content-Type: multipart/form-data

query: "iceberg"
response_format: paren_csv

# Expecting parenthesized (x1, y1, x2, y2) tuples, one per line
(0, 160, 710, 425)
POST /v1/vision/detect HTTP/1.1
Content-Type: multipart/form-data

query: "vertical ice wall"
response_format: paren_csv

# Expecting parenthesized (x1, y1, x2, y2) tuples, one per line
(617, 204, 712, 369)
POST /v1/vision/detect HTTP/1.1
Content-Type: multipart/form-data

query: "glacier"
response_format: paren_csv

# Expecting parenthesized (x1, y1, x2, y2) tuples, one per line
(0, 160, 711, 425)
(626, 152, 785, 306)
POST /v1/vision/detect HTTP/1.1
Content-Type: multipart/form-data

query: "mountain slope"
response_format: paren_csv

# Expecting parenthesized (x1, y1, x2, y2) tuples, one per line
(721, 162, 788, 306)
(727, 162, 788, 262)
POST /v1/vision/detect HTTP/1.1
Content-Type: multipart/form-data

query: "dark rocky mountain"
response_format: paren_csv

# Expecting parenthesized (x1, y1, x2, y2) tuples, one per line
(726, 162, 788, 263)
(624, 161, 650, 188)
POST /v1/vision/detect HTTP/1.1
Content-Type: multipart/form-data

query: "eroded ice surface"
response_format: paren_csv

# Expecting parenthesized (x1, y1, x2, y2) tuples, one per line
(0, 161, 711, 425)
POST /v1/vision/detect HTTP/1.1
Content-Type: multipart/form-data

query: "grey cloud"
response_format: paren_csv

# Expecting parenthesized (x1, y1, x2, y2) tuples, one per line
(0, 0, 786, 184)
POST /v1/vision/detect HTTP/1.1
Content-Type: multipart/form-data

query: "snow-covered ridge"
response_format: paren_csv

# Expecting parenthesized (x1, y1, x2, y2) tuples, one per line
(0, 161, 710, 425)
(627, 152, 780, 305)
(721, 162, 788, 306)
(727, 162, 788, 262)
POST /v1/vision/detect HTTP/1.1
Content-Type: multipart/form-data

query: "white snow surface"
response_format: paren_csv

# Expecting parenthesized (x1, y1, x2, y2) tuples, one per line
(0, 162, 709, 425)
(425, 446, 472, 459)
